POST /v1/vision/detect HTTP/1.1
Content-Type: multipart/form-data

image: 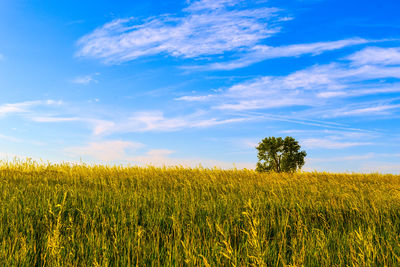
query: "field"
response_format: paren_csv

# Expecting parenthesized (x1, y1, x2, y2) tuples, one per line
(0, 160, 399, 266)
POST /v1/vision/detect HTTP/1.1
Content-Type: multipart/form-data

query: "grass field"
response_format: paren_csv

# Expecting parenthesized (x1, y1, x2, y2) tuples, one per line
(0, 160, 399, 266)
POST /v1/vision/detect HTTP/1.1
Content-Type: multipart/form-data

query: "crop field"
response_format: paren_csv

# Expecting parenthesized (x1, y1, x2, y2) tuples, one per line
(0, 160, 399, 266)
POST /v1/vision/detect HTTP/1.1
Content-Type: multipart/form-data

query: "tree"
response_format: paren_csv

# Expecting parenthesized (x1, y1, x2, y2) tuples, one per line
(256, 136, 306, 173)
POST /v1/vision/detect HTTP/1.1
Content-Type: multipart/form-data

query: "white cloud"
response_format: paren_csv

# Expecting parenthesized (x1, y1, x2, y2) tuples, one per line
(128, 148, 255, 169)
(179, 65, 334, 110)
(65, 140, 144, 161)
(91, 111, 250, 135)
(347, 46, 400, 66)
(31, 117, 81, 123)
(0, 102, 36, 116)
(316, 84, 400, 98)
(76, 0, 281, 63)
(309, 153, 375, 163)
(205, 38, 372, 70)
(77, 0, 394, 72)
(331, 104, 400, 117)
(0, 54, 4, 61)
(184, 0, 240, 12)
(28, 100, 376, 136)
(128, 149, 175, 165)
(234, 138, 259, 149)
(65, 140, 254, 169)
(360, 162, 400, 174)
(278, 16, 293, 22)
(0, 134, 21, 143)
(71, 73, 99, 85)
(0, 100, 62, 117)
(302, 138, 370, 149)
(174, 95, 215, 101)
(77, 0, 385, 70)
(20, 103, 251, 135)
(178, 60, 400, 113)
(29, 116, 118, 135)
(279, 128, 377, 139)
(334, 154, 375, 161)
(91, 120, 116, 135)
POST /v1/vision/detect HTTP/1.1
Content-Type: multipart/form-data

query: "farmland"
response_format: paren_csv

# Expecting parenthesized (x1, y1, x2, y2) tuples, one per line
(0, 160, 399, 266)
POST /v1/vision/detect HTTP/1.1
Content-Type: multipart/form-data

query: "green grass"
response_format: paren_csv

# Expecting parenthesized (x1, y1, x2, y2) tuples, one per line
(0, 160, 399, 266)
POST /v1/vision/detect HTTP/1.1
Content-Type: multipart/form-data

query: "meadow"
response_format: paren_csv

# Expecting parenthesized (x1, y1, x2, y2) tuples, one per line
(0, 160, 399, 266)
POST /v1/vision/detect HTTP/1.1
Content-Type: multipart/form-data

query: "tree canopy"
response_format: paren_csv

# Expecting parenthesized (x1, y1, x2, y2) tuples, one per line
(256, 136, 306, 173)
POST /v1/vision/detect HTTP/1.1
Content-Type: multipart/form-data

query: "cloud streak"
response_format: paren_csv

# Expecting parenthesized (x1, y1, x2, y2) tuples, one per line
(65, 139, 254, 168)
(178, 54, 400, 116)
(90, 111, 250, 135)
(71, 73, 99, 85)
(65, 140, 144, 161)
(302, 138, 371, 149)
(77, 0, 281, 63)
(0, 100, 62, 117)
(347, 46, 400, 66)
(330, 103, 400, 117)
(128, 148, 254, 169)
(77, 0, 394, 73)
(27, 108, 251, 135)
(202, 38, 373, 70)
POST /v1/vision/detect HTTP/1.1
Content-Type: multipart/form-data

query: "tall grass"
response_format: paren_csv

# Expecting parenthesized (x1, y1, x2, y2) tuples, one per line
(0, 160, 399, 266)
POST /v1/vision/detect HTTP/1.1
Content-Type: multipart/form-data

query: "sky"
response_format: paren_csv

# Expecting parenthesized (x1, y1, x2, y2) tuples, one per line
(1, 0, 400, 173)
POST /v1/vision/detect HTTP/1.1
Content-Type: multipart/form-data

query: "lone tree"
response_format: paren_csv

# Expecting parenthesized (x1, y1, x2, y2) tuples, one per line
(256, 136, 306, 173)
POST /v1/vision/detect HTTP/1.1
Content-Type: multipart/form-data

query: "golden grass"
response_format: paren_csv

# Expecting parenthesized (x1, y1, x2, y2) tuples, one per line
(0, 160, 399, 266)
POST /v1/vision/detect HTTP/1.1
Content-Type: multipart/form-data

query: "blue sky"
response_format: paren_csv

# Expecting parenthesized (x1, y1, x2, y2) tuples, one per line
(1, 0, 400, 173)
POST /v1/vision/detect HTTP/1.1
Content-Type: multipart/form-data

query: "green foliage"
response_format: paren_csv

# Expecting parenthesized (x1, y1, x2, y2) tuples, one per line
(256, 136, 307, 173)
(0, 160, 400, 266)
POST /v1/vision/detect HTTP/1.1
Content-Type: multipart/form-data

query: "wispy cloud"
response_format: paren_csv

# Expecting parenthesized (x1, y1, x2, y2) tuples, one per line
(31, 106, 376, 136)
(175, 95, 215, 102)
(0, 102, 37, 116)
(0, 134, 21, 143)
(71, 73, 99, 85)
(27, 107, 250, 135)
(31, 116, 81, 123)
(302, 138, 371, 149)
(0, 54, 4, 61)
(329, 103, 400, 117)
(76, 0, 282, 63)
(279, 128, 379, 140)
(91, 111, 250, 135)
(76, 0, 382, 71)
(65, 140, 144, 161)
(310, 152, 400, 166)
(317, 84, 400, 98)
(29, 116, 116, 135)
(360, 162, 400, 173)
(347, 46, 400, 66)
(77, 0, 395, 73)
(0, 100, 62, 117)
(178, 56, 400, 114)
(65, 139, 254, 168)
(184, 0, 240, 12)
(309, 153, 375, 163)
(127, 148, 254, 169)
(13, 53, 400, 140)
(128, 149, 175, 165)
(202, 38, 372, 70)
